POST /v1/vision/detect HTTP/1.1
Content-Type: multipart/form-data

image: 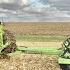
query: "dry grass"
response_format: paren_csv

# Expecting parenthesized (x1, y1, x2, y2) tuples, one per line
(16, 41, 62, 48)
(4, 22, 70, 35)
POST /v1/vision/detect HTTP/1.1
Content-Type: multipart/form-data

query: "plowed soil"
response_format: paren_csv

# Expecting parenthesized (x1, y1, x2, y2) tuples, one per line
(0, 53, 62, 70)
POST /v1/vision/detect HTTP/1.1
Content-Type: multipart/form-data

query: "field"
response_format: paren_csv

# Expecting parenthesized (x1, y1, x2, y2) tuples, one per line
(0, 22, 70, 70)
(5, 22, 70, 36)
(5, 22, 70, 42)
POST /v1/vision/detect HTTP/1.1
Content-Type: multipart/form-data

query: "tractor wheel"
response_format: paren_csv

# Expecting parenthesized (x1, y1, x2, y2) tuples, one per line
(1, 30, 17, 54)
(60, 64, 70, 70)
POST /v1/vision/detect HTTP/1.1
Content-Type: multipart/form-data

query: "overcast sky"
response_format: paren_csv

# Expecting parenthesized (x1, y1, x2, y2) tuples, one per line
(0, 0, 70, 22)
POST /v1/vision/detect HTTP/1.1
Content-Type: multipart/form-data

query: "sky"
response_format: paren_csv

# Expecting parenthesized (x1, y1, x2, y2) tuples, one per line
(0, 0, 70, 22)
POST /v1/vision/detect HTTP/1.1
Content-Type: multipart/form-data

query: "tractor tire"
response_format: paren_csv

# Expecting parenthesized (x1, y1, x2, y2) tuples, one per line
(60, 64, 70, 70)
(1, 30, 17, 54)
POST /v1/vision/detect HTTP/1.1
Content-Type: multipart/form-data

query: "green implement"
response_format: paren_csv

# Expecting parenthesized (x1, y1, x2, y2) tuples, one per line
(17, 47, 62, 55)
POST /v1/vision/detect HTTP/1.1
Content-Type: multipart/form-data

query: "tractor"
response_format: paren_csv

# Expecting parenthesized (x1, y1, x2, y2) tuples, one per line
(0, 22, 70, 70)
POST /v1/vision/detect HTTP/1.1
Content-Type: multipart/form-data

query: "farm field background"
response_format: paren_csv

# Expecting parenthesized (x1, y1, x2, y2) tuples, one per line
(1, 22, 70, 70)
(5, 22, 70, 42)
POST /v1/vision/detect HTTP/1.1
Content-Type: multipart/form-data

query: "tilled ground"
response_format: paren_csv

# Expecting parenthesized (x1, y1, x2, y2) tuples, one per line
(0, 54, 62, 70)
(3, 22, 70, 70)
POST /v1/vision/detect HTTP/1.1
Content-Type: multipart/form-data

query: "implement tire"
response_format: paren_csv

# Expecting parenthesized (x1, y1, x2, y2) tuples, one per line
(60, 64, 70, 70)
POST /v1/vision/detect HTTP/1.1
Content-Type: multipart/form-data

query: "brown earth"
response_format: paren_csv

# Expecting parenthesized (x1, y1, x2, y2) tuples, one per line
(0, 54, 62, 70)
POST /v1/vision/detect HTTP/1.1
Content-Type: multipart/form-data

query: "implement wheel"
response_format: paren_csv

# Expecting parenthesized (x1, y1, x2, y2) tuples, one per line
(1, 30, 17, 54)
(60, 64, 70, 70)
